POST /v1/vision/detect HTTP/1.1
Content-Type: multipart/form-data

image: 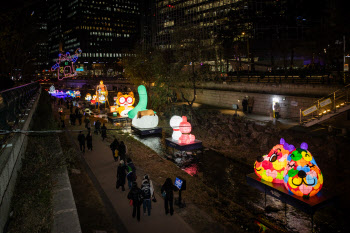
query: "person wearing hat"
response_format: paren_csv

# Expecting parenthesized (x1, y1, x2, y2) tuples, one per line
(116, 160, 127, 191)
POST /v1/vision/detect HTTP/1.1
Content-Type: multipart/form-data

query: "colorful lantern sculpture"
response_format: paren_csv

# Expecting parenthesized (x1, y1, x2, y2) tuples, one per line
(129, 85, 158, 128)
(254, 138, 295, 183)
(51, 48, 82, 80)
(48, 85, 56, 94)
(283, 143, 323, 197)
(75, 91, 81, 98)
(91, 95, 97, 104)
(178, 116, 195, 144)
(85, 93, 92, 101)
(96, 80, 109, 107)
(170, 115, 195, 144)
(115, 92, 135, 117)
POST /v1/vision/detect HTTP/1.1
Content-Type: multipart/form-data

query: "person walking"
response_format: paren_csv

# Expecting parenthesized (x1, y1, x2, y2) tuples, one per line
(127, 181, 143, 222)
(126, 158, 137, 189)
(110, 136, 119, 161)
(101, 123, 107, 141)
(141, 178, 152, 216)
(118, 141, 126, 161)
(59, 112, 65, 128)
(161, 178, 178, 216)
(116, 160, 127, 191)
(77, 108, 83, 126)
(242, 97, 248, 113)
(142, 174, 155, 202)
(86, 131, 93, 151)
(94, 120, 101, 135)
(248, 96, 254, 114)
(78, 131, 85, 153)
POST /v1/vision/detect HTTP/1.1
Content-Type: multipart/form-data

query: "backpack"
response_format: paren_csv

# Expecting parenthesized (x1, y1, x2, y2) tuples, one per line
(114, 149, 119, 158)
(141, 183, 151, 199)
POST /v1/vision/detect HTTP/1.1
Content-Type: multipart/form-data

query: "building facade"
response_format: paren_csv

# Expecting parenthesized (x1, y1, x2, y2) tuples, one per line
(47, 0, 141, 76)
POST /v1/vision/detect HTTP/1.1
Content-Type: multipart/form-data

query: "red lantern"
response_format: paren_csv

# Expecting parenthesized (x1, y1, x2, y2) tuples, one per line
(179, 116, 192, 134)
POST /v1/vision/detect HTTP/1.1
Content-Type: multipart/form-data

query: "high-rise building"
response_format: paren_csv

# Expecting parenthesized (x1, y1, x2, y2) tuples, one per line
(47, 0, 141, 76)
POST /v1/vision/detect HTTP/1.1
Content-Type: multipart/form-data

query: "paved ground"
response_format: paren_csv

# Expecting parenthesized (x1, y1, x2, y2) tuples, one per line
(70, 126, 195, 233)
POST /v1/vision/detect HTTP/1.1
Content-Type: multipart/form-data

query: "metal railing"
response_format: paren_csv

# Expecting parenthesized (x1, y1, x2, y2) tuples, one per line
(299, 84, 350, 124)
(0, 82, 40, 148)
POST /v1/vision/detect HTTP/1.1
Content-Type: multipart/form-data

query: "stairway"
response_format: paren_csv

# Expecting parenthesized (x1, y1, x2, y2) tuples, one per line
(300, 84, 350, 127)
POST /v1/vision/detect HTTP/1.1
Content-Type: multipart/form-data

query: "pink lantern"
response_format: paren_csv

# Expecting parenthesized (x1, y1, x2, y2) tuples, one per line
(179, 116, 192, 134)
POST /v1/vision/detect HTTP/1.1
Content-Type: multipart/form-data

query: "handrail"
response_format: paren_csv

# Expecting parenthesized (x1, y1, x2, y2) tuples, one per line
(299, 84, 350, 124)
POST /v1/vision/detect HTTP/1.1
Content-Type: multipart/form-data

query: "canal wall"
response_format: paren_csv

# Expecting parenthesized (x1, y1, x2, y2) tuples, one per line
(0, 90, 41, 232)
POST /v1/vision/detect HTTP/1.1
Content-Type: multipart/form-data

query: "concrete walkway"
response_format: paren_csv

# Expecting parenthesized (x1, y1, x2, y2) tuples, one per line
(70, 128, 195, 233)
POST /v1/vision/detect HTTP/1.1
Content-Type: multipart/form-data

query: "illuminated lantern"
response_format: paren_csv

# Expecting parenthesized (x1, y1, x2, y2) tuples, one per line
(48, 85, 55, 94)
(91, 95, 97, 104)
(75, 91, 81, 98)
(96, 80, 108, 106)
(170, 115, 182, 140)
(283, 143, 323, 197)
(51, 48, 82, 80)
(254, 138, 295, 183)
(85, 93, 92, 101)
(116, 92, 135, 117)
(179, 116, 192, 134)
(129, 85, 158, 128)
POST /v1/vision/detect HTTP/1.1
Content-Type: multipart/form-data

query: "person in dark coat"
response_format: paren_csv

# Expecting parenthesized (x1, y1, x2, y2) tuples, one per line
(101, 123, 107, 141)
(161, 178, 178, 216)
(242, 97, 248, 113)
(94, 120, 101, 134)
(110, 136, 119, 161)
(126, 158, 137, 189)
(118, 141, 126, 161)
(116, 160, 127, 191)
(86, 132, 93, 151)
(77, 131, 85, 153)
(127, 181, 143, 222)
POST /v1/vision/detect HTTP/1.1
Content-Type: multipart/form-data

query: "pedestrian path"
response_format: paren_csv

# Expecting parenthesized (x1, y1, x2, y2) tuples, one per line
(70, 128, 195, 233)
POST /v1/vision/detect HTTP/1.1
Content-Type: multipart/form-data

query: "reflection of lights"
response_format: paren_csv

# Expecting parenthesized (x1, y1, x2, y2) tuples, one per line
(182, 164, 198, 176)
(323, 111, 327, 113)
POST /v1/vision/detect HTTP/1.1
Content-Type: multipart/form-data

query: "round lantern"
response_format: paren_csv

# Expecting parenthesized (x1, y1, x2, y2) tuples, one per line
(254, 138, 295, 183)
(283, 143, 323, 197)
(170, 115, 182, 141)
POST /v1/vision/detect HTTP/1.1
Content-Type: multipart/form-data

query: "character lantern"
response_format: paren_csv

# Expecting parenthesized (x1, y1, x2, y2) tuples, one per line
(254, 138, 295, 183)
(85, 93, 92, 101)
(170, 116, 195, 144)
(283, 143, 323, 197)
(96, 80, 109, 107)
(115, 92, 135, 117)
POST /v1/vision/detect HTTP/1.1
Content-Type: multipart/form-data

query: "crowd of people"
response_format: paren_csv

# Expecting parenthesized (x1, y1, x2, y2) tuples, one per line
(53, 96, 181, 223)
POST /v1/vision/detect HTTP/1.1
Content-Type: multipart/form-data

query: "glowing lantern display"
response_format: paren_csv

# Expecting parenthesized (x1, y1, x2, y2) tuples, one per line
(48, 85, 55, 94)
(254, 138, 295, 183)
(170, 115, 182, 140)
(51, 48, 82, 80)
(75, 91, 81, 98)
(129, 85, 158, 128)
(283, 143, 323, 197)
(85, 93, 92, 101)
(91, 95, 97, 104)
(114, 92, 135, 117)
(170, 115, 195, 144)
(96, 80, 108, 106)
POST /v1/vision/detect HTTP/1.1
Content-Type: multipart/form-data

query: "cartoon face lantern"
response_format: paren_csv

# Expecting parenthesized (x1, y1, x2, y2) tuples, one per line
(254, 138, 295, 183)
(116, 92, 135, 117)
(283, 143, 323, 197)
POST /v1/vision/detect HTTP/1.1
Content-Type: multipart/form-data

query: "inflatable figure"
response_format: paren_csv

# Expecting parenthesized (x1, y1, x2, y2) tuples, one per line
(130, 85, 158, 128)
(283, 142, 323, 197)
(254, 138, 295, 183)
(116, 92, 135, 117)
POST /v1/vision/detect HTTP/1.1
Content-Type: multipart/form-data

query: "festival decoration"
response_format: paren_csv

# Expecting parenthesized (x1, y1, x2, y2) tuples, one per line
(91, 95, 97, 104)
(114, 92, 135, 117)
(48, 85, 56, 94)
(95, 80, 109, 107)
(170, 115, 195, 144)
(51, 48, 82, 80)
(85, 93, 92, 101)
(254, 138, 295, 183)
(170, 115, 182, 140)
(129, 85, 158, 128)
(283, 143, 323, 197)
